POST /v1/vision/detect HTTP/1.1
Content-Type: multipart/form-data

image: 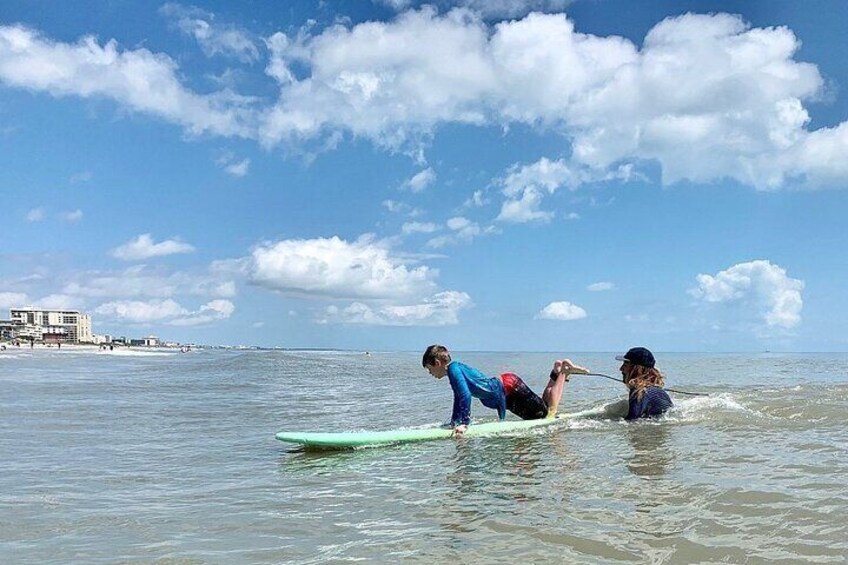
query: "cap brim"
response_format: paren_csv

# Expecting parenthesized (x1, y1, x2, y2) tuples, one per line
(614, 355, 626, 361)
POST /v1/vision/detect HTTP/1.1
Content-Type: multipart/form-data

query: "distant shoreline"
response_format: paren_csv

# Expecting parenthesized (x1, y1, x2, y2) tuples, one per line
(0, 341, 355, 353)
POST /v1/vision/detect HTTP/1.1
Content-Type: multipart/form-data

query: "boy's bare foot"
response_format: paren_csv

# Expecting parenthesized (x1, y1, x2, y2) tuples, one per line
(559, 358, 589, 377)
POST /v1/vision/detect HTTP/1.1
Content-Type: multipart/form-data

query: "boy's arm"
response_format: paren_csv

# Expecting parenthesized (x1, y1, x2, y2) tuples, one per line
(447, 366, 472, 426)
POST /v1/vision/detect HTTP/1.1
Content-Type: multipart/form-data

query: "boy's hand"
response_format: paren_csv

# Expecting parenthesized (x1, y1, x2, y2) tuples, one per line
(452, 424, 468, 436)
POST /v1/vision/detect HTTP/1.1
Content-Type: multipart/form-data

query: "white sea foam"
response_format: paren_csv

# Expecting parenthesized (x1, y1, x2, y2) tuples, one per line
(94, 349, 175, 357)
(0, 345, 177, 357)
(665, 393, 770, 424)
(0, 353, 31, 360)
(556, 394, 762, 428)
(674, 393, 748, 413)
(564, 417, 623, 431)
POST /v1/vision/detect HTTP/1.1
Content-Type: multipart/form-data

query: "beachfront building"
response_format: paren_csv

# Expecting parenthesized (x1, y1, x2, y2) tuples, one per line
(130, 335, 160, 347)
(0, 318, 19, 341)
(8, 308, 93, 344)
(41, 325, 70, 344)
(92, 334, 112, 345)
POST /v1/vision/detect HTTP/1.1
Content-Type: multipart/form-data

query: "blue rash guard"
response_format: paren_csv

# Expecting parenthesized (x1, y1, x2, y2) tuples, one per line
(626, 386, 673, 420)
(446, 361, 507, 426)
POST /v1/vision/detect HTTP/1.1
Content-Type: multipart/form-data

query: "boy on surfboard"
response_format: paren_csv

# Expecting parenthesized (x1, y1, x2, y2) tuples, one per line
(422, 344, 588, 435)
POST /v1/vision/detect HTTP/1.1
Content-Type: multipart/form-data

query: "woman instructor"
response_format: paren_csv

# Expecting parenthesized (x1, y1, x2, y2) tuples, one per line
(615, 347, 673, 420)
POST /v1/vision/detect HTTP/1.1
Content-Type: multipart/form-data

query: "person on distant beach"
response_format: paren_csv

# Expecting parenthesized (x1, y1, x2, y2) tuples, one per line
(422, 344, 589, 435)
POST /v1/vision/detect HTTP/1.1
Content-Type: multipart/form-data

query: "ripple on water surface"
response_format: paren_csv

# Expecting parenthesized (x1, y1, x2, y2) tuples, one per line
(1, 350, 847, 563)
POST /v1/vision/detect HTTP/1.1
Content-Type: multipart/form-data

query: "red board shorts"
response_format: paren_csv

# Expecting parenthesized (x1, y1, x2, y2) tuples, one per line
(499, 373, 548, 420)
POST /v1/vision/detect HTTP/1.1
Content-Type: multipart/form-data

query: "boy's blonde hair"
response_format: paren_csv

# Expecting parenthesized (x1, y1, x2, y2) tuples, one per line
(422, 344, 451, 367)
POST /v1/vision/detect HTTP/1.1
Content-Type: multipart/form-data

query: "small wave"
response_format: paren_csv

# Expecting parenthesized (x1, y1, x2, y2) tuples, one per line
(675, 393, 748, 413)
(284, 350, 366, 357)
(666, 393, 771, 424)
(747, 384, 805, 394)
(564, 417, 624, 431)
(401, 421, 448, 430)
(0, 353, 31, 360)
(558, 394, 764, 427)
(95, 349, 176, 357)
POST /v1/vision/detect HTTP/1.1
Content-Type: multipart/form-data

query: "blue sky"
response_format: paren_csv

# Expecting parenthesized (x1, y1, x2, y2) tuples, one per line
(1, 0, 846, 351)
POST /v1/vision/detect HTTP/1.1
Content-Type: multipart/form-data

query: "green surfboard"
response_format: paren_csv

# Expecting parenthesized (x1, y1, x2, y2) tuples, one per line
(276, 413, 574, 449)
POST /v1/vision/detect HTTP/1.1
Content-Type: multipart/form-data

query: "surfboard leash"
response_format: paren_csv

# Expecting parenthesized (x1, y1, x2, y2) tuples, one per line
(579, 372, 709, 397)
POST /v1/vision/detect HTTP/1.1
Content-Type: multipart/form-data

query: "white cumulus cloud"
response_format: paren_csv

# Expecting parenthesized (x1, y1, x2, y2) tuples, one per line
(0, 292, 29, 309)
(497, 188, 552, 223)
(497, 157, 635, 222)
(464, 189, 487, 207)
(2, 11, 845, 189)
(375, 0, 414, 11)
(259, 10, 844, 189)
(62, 264, 234, 300)
(378, 1, 572, 21)
(224, 159, 250, 177)
(96, 299, 189, 322)
(497, 157, 574, 222)
(537, 300, 587, 320)
(690, 260, 804, 329)
(225, 157, 250, 176)
(587, 281, 614, 292)
(0, 24, 253, 138)
(36, 294, 79, 310)
(426, 216, 494, 248)
(247, 235, 437, 299)
(26, 208, 44, 222)
(95, 298, 234, 325)
(457, 0, 572, 19)
(170, 299, 235, 326)
(111, 234, 196, 261)
(382, 199, 422, 216)
(402, 221, 440, 234)
(215, 151, 251, 176)
(62, 209, 83, 222)
(319, 290, 471, 326)
(160, 3, 260, 63)
(401, 167, 436, 192)
(245, 234, 473, 325)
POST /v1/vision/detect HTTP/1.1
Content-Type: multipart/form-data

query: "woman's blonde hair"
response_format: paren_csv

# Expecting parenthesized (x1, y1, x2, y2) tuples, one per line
(626, 365, 665, 400)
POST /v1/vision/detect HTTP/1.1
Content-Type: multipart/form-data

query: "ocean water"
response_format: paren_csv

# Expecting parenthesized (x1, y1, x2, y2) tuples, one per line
(1, 348, 846, 564)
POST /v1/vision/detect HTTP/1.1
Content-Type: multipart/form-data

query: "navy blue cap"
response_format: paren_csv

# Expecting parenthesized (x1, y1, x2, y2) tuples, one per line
(615, 347, 655, 368)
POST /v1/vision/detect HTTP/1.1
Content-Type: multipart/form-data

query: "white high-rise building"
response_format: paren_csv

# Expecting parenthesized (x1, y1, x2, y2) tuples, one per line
(9, 308, 93, 343)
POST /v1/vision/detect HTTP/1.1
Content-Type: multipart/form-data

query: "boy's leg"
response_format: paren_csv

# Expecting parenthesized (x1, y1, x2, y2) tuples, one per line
(543, 358, 589, 416)
(542, 360, 568, 417)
